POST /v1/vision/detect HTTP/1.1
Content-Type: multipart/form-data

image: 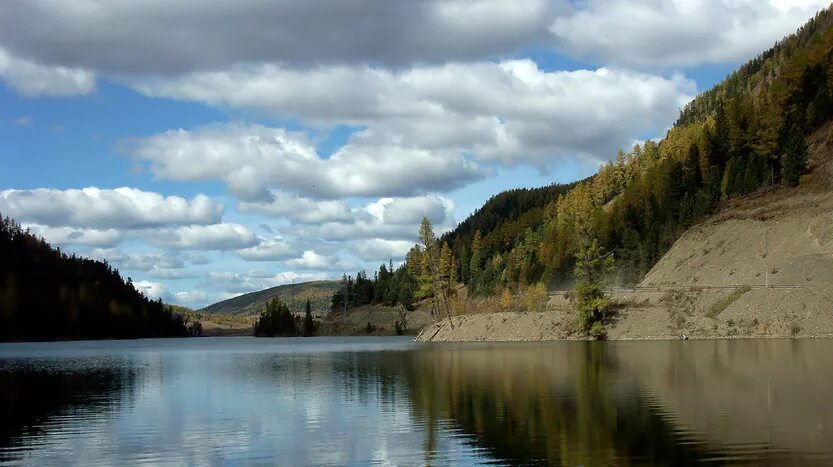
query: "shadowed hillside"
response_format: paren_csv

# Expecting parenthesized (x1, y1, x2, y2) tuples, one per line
(0, 215, 190, 341)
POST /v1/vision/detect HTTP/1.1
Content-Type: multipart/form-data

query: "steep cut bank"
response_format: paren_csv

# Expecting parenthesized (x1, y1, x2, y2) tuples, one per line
(608, 122, 833, 340)
(417, 123, 833, 342)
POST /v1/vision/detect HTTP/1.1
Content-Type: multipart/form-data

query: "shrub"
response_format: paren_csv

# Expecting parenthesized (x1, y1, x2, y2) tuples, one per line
(522, 282, 549, 313)
(574, 280, 613, 335)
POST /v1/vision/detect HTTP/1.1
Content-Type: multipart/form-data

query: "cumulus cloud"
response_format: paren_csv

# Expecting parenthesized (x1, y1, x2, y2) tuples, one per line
(347, 239, 415, 262)
(236, 236, 298, 261)
(82, 248, 209, 282)
(133, 280, 167, 300)
(238, 192, 353, 224)
(205, 270, 328, 295)
(147, 224, 258, 250)
(24, 224, 124, 248)
(132, 61, 694, 183)
(128, 123, 483, 201)
(0, 187, 223, 229)
(174, 290, 208, 305)
(291, 195, 456, 242)
(550, 0, 830, 69)
(0, 47, 94, 97)
(285, 251, 356, 271)
(0, 0, 557, 74)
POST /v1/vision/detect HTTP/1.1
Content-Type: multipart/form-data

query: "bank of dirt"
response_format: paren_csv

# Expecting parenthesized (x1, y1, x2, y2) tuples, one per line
(417, 124, 833, 342)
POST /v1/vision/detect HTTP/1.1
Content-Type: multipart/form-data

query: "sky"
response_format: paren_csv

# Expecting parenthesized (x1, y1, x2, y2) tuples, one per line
(0, 0, 828, 308)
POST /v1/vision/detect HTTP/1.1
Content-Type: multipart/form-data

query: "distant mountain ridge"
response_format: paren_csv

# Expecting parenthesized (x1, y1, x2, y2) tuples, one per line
(200, 280, 340, 316)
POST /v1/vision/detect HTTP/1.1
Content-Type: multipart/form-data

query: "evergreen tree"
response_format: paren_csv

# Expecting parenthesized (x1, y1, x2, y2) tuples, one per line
(469, 230, 482, 286)
(572, 239, 615, 339)
(782, 124, 809, 186)
(302, 298, 316, 337)
(419, 217, 454, 327)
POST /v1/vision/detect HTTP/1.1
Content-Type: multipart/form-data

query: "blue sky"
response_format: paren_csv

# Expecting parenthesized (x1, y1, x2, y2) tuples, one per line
(0, 0, 827, 308)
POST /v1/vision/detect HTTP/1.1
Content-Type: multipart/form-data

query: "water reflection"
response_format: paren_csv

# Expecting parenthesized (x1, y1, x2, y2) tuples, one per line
(394, 340, 833, 465)
(0, 338, 831, 466)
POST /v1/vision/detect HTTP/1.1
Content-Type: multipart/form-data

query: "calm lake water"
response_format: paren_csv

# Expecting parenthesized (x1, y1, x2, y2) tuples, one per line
(1, 337, 832, 466)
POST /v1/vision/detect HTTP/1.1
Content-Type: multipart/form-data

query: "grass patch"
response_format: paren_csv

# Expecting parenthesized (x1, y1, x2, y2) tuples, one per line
(705, 286, 752, 319)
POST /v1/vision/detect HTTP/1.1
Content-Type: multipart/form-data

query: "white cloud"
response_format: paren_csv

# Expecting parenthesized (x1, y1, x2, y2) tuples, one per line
(0, 187, 223, 229)
(347, 239, 415, 262)
(88, 248, 184, 270)
(0, 48, 94, 97)
(236, 236, 298, 261)
(285, 251, 355, 271)
(205, 270, 328, 295)
(238, 192, 353, 224)
(132, 61, 695, 183)
(129, 123, 483, 201)
(174, 290, 208, 305)
(25, 224, 124, 248)
(549, 0, 830, 69)
(291, 195, 457, 242)
(133, 280, 167, 300)
(148, 224, 258, 250)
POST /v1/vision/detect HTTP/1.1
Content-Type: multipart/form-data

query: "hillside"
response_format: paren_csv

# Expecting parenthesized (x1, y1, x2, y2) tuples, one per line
(607, 121, 833, 340)
(0, 215, 190, 341)
(417, 6, 833, 341)
(425, 5, 833, 297)
(200, 280, 340, 317)
(418, 121, 833, 342)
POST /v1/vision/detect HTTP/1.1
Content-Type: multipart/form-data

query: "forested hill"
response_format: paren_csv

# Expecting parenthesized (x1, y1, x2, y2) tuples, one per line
(0, 215, 190, 341)
(200, 280, 340, 316)
(440, 181, 582, 276)
(433, 5, 833, 296)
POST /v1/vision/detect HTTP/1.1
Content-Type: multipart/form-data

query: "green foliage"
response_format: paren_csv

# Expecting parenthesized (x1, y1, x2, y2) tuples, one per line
(331, 255, 419, 317)
(573, 240, 615, 339)
(253, 297, 297, 337)
(0, 214, 189, 341)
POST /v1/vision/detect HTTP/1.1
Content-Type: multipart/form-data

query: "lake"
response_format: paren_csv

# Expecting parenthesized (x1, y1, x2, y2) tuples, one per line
(1, 337, 832, 466)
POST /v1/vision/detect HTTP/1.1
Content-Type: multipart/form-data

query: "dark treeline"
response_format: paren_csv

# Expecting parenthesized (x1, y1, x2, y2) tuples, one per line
(254, 297, 316, 337)
(0, 214, 191, 341)
(331, 259, 417, 311)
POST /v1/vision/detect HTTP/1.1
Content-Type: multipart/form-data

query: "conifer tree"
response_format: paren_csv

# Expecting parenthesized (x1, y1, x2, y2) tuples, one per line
(303, 298, 315, 337)
(469, 230, 482, 286)
(419, 217, 454, 327)
(782, 124, 808, 186)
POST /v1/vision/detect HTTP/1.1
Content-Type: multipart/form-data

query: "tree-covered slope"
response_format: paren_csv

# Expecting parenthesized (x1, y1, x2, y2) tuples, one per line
(0, 215, 189, 341)
(200, 280, 340, 316)
(438, 5, 833, 295)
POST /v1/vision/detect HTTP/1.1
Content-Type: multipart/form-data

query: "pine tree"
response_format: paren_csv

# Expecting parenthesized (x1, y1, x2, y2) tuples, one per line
(572, 239, 614, 339)
(439, 242, 453, 287)
(469, 230, 482, 286)
(303, 298, 315, 337)
(782, 124, 808, 186)
(418, 217, 454, 327)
